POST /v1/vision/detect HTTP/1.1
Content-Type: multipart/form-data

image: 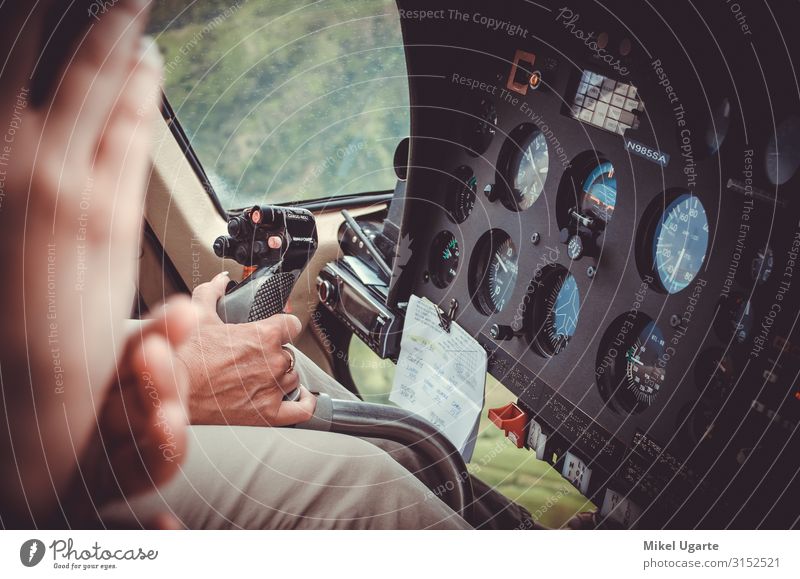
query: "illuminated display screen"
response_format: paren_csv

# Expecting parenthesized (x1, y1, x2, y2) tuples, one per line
(570, 70, 643, 135)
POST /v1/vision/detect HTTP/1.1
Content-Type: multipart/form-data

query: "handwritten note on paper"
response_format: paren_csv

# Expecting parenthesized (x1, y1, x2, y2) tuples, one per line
(390, 295, 487, 459)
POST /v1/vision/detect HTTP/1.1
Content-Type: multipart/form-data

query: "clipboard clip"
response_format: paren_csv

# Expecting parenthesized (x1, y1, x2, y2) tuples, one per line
(436, 298, 459, 333)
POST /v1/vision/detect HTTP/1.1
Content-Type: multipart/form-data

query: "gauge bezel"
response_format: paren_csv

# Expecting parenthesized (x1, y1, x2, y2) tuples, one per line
(468, 229, 518, 315)
(428, 230, 460, 289)
(556, 152, 617, 232)
(496, 123, 550, 212)
(525, 264, 581, 357)
(596, 313, 667, 415)
(445, 165, 477, 224)
(636, 189, 710, 295)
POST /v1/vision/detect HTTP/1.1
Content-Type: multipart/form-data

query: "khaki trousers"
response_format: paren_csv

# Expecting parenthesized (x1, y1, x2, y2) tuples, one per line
(102, 346, 471, 529)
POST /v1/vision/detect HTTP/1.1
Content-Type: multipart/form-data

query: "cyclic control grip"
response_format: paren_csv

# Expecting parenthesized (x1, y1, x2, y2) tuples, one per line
(214, 205, 318, 324)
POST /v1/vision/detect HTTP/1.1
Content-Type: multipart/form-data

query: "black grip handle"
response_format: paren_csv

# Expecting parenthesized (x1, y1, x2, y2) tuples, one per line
(216, 267, 298, 324)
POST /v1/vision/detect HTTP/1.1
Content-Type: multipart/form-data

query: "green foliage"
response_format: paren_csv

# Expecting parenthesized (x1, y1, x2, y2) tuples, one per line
(148, 0, 409, 208)
(348, 337, 596, 527)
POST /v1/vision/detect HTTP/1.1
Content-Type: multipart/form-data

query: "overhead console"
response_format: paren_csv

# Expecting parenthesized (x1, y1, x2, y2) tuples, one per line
(392, 0, 800, 528)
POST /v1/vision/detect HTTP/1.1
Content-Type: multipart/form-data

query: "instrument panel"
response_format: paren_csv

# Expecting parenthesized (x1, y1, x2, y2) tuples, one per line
(394, 0, 800, 528)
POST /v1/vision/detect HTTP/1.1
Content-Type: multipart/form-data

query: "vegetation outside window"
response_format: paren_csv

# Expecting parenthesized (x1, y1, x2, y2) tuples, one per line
(148, 0, 410, 208)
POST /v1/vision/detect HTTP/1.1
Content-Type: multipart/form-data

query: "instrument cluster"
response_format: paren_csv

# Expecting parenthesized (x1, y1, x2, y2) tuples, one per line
(395, 0, 800, 527)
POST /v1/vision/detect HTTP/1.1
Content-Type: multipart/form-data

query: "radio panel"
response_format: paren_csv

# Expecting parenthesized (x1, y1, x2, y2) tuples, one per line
(317, 260, 401, 360)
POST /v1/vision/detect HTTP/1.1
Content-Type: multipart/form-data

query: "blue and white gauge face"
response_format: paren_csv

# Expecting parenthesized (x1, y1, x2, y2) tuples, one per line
(653, 194, 709, 294)
(535, 269, 581, 356)
(582, 161, 617, 222)
(552, 274, 580, 340)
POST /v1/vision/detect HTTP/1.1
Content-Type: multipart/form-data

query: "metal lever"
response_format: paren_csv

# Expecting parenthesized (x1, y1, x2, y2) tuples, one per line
(341, 209, 392, 279)
(293, 393, 474, 524)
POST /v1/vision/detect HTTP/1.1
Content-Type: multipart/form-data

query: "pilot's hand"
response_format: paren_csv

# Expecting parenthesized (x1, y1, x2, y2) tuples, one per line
(178, 272, 317, 427)
(0, 1, 166, 521)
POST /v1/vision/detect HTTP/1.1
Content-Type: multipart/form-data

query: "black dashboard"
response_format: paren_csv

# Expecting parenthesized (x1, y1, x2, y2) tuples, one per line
(385, 0, 800, 528)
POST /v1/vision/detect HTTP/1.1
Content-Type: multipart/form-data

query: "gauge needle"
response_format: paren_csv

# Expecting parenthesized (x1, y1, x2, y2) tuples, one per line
(497, 257, 508, 273)
(625, 349, 644, 365)
(670, 248, 686, 283)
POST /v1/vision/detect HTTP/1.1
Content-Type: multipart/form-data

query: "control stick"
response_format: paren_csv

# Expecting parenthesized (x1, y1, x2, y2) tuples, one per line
(212, 205, 473, 521)
(214, 205, 318, 324)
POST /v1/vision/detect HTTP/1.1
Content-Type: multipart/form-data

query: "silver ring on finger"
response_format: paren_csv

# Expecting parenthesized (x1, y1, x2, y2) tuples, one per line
(280, 345, 296, 375)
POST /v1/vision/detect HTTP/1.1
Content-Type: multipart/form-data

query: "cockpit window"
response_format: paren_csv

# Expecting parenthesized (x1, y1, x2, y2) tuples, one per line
(148, 1, 409, 208)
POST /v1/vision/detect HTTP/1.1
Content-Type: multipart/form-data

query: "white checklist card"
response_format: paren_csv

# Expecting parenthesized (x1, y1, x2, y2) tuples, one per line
(390, 295, 487, 459)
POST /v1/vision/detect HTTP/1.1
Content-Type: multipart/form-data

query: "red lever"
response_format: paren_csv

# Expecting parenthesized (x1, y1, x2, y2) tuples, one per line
(488, 403, 528, 448)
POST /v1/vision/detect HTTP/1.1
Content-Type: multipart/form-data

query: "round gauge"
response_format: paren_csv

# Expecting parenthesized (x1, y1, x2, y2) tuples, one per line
(581, 161, 617, 224)
(469, 230, 519, 315)
(596, 316, 667, 414)
(624, 322, 667, 409)
(464, 98, 497, 156)
(751, 246, 774, 285)
(714, 293, 753, 344)
(429, 231, 460, 288)
(498, 124, 549, 211)
(694, 348, 735, 400)
(527, 266, 581, 357)
(651, 193, 709, 294)
(446, 166, 477, 223)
